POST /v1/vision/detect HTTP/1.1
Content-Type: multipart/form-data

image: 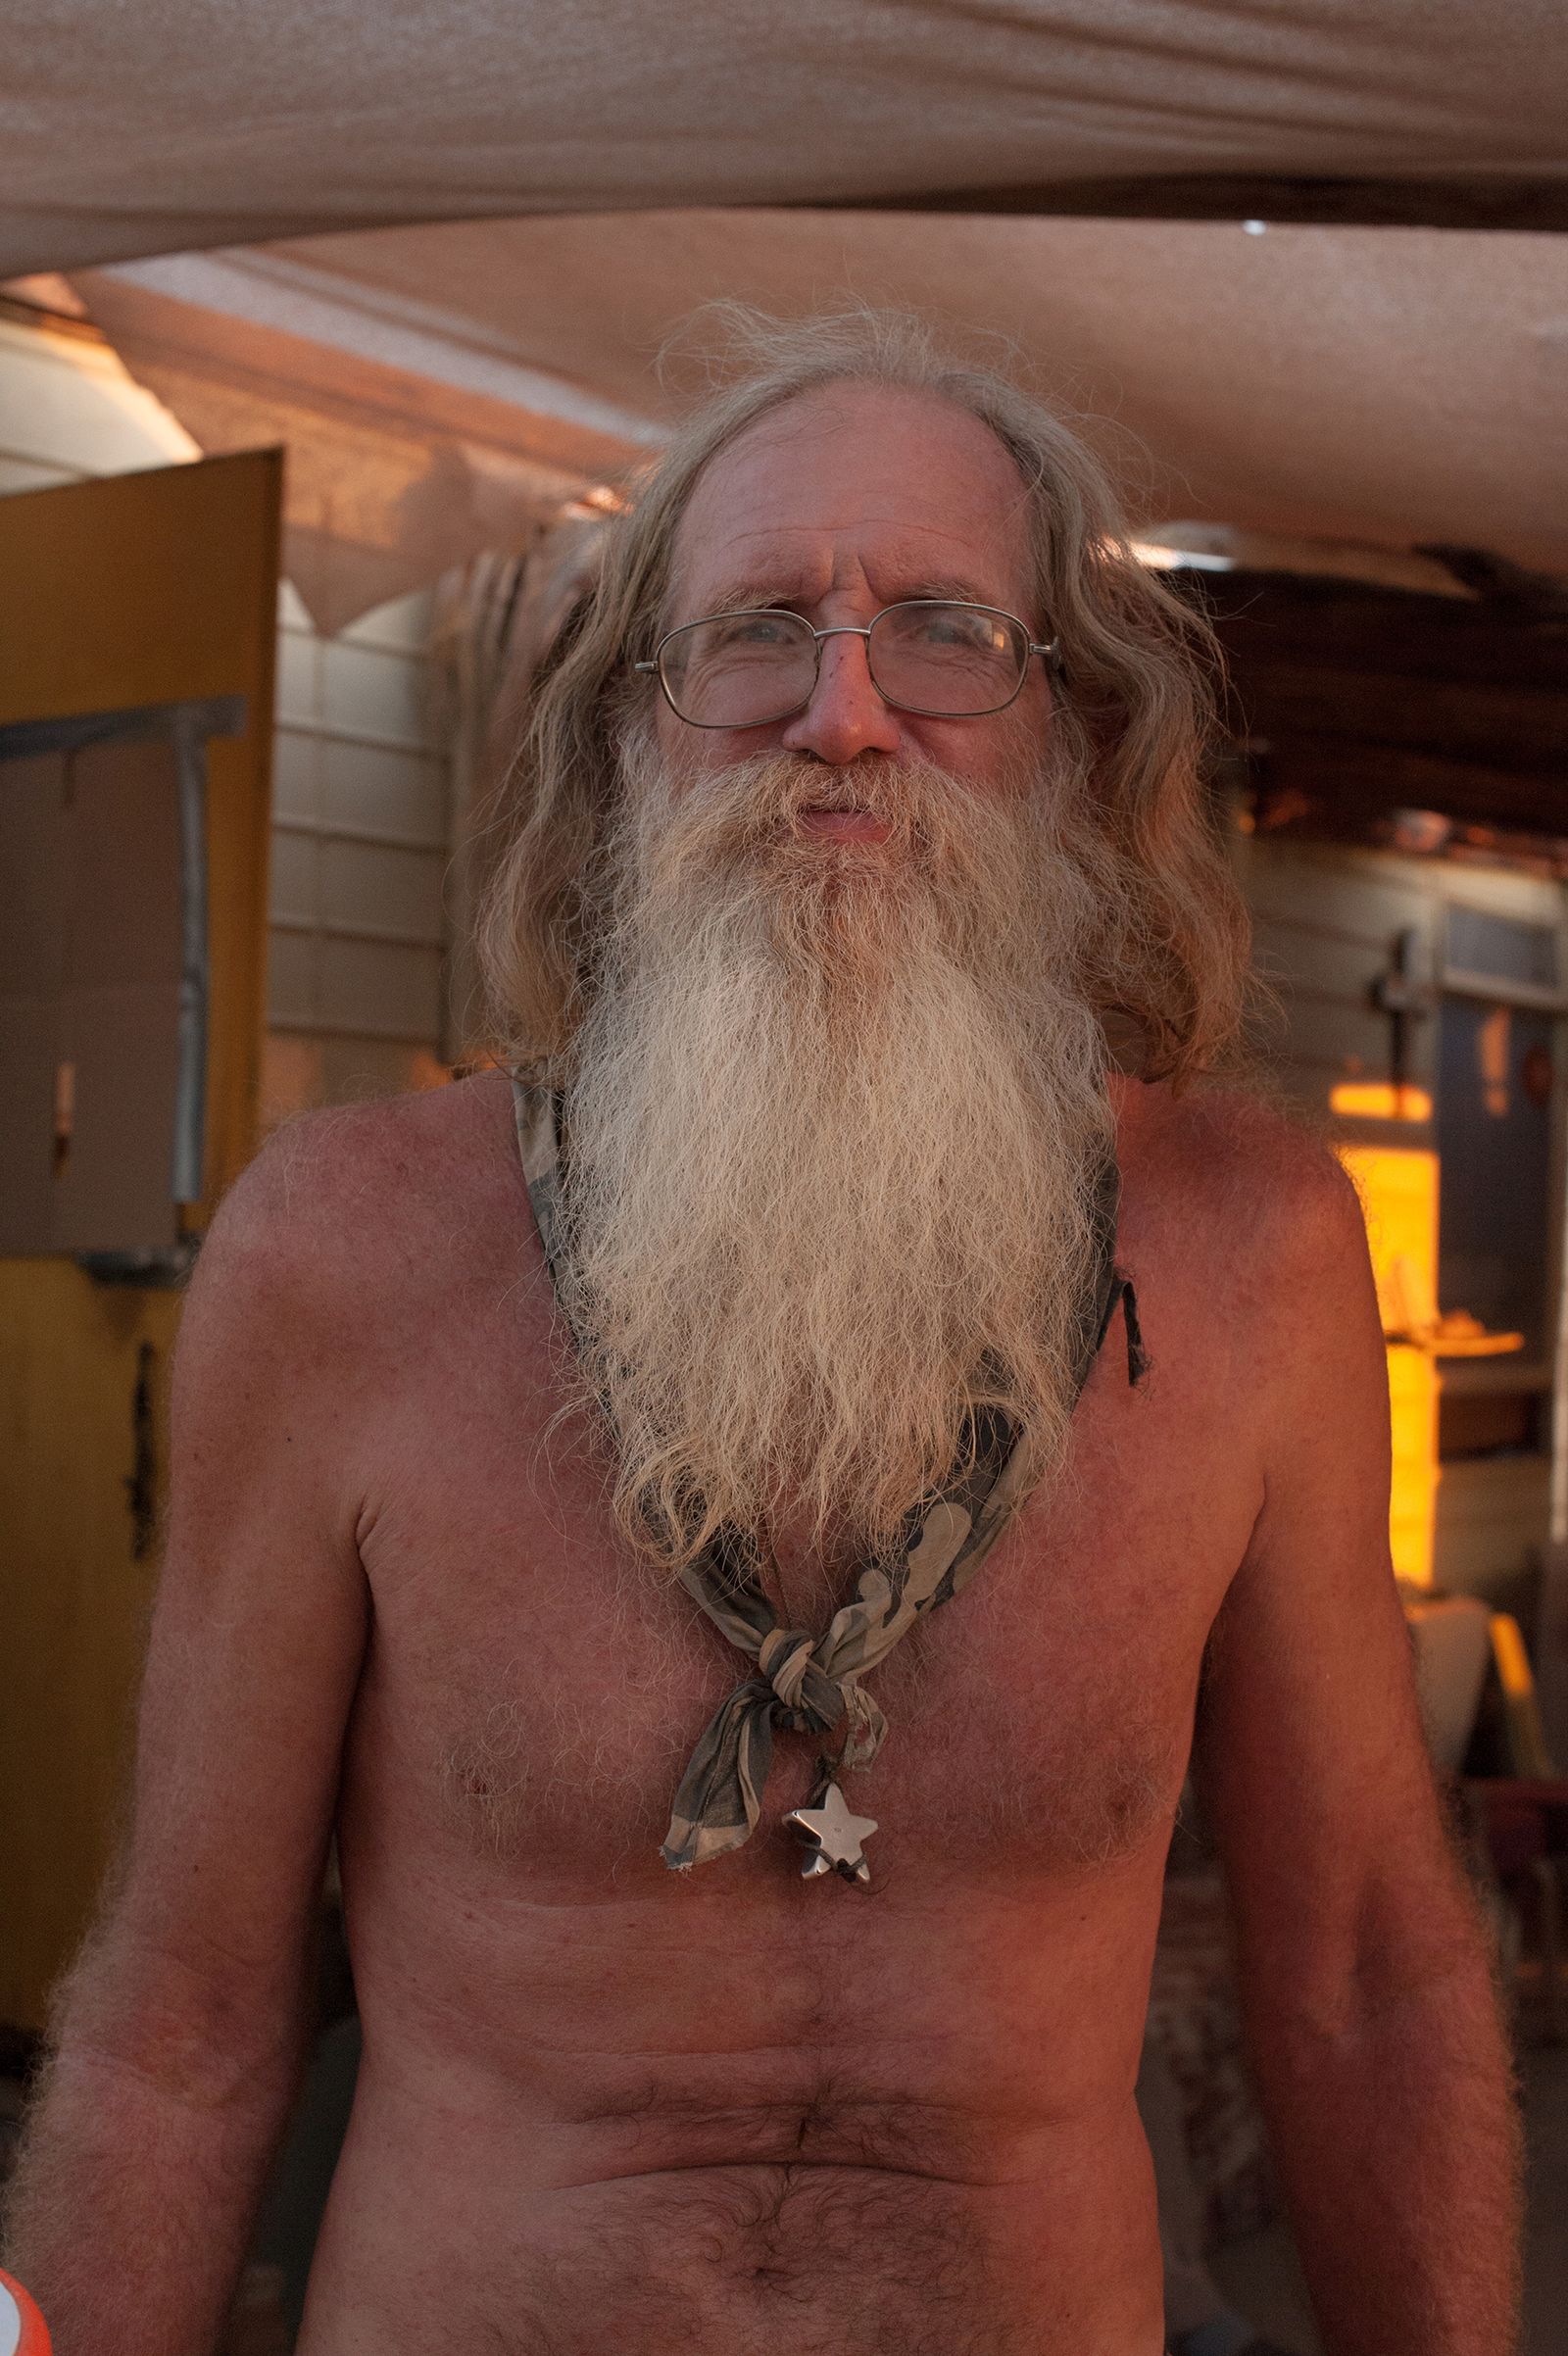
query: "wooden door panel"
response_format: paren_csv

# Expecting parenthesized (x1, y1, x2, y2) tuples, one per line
(0, 1262, 182, 2029)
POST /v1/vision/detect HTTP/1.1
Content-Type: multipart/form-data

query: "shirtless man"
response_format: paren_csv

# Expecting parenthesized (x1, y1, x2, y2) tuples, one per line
(5, 314, 1520, 2355)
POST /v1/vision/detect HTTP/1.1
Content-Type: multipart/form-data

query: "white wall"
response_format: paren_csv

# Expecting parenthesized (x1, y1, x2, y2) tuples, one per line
(0, 310, 197, 488)
(265, 579, 451, 1122)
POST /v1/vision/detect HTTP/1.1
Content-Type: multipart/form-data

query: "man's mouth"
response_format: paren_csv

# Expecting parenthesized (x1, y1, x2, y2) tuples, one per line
(797, 804, 892, 842)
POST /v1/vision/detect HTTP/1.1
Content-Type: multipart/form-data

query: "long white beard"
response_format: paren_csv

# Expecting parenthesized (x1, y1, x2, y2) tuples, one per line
(552, 740, 1115, 1579)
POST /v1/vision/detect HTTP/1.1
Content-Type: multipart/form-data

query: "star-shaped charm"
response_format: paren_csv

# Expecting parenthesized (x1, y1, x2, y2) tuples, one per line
(784, 1781, 878, 1886)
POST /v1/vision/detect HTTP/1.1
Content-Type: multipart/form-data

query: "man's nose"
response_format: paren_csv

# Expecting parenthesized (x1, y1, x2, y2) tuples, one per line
(779, 630, 902, 765)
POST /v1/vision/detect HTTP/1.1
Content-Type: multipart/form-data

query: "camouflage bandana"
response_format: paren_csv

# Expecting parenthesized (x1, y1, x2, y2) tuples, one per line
(511, 1075, 1145, 1875)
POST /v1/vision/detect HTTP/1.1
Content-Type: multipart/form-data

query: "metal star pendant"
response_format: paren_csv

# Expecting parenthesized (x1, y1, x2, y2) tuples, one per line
(784, 1781, 878, 1886)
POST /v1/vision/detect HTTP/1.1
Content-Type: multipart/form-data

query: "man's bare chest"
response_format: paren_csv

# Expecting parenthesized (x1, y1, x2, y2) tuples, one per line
(343, 1270, 1258, 1898)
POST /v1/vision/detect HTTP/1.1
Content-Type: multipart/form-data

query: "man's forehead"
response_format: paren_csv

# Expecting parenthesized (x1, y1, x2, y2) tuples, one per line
(669, 384, 1034, 613)
(684, 528, 1008, 614)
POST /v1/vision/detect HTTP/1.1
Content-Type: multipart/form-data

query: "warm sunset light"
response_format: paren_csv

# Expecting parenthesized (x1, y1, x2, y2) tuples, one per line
(1337, 1143, 1441, 1588)
(1330, 1082, 1434, 1123)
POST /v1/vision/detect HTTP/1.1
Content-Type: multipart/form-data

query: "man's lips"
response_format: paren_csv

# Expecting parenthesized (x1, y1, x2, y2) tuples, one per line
(797, 806, 892, 842)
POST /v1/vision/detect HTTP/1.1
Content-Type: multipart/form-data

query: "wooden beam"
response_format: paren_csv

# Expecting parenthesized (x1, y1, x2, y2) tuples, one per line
(833, 174, 1568, 233)
(1201, 574, 1568, 694)
(1252, 735, 1568, 837)
(1230, 662, 1568, 771)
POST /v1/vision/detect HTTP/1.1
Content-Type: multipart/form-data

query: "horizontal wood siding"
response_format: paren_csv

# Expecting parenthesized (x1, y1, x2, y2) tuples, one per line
(262, 583, 453, 1123)
(1241, 834, 1563, 1598)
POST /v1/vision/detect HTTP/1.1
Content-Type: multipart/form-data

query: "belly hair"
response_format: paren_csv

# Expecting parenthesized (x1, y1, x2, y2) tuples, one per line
(566, 2068, 1029, 2180)
(504, 2163, 1012, 2356)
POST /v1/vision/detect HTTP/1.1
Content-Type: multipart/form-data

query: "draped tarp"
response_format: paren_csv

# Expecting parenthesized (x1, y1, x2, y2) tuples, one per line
(62, 212, 1568, 634)
(63, 255, 660, 633)
(5, 2, 1564, 622)
(3, 0, 1566, 273)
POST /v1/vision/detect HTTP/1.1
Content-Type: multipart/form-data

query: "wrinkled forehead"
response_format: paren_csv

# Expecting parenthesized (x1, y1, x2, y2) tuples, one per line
(666, 382, 1037, 623)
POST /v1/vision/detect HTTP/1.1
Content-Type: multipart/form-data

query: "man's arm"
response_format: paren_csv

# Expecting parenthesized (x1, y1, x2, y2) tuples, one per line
(2, 1131, 370, 2352)
(1194, 1148, 1521, 2356)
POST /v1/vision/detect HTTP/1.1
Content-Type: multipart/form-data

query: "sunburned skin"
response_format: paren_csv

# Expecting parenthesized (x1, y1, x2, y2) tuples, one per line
(281, 1065, 1274, 2356)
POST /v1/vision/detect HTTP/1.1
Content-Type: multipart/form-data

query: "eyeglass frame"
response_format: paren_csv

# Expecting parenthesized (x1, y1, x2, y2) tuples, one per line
(633, 599, 1063, 729)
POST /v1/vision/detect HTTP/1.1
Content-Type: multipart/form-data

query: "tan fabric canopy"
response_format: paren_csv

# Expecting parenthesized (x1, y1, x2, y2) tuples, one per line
(64, 253, 660, 633)
(5, 0, 1566, 272)
(58, 211, 1568, 631)
(6, 3, 1565, 622)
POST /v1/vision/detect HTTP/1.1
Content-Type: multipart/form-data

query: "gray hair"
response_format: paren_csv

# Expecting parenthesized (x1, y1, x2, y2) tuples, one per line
(475, 306, 1250, 1084)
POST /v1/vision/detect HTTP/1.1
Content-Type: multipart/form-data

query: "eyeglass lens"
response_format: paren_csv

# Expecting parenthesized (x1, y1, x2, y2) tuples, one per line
(659, 604, 1029, 728)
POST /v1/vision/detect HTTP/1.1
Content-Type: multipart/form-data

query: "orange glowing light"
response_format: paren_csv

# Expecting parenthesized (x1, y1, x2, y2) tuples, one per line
(1338, 1143, 1441, 1589)
(1329, 1082, 1433, 1123)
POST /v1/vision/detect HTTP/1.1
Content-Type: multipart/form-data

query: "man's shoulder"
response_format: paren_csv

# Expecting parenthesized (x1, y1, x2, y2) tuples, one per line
(193, 1069, 523, 1326)
(1118, 1074, 1368, 1284)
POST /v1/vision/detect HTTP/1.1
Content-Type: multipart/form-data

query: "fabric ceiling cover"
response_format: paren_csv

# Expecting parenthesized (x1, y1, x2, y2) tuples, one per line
(67, 255, 662, 633)
(6, 0, 1568, 276)
(74, 213, 1568, 631)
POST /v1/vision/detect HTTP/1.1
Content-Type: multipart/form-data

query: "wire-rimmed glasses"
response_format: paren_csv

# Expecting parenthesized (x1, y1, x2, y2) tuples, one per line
(634, 600, 1060, 729)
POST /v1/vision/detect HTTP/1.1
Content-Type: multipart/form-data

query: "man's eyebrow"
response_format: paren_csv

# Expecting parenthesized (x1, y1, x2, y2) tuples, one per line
(685, 570, 1008, 618)
(891, 571, 1006, 608)
(687, 579, 801, 616)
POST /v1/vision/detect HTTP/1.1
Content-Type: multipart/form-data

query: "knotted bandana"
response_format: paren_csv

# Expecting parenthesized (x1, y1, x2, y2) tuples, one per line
(511, 1075, 1145, 1872)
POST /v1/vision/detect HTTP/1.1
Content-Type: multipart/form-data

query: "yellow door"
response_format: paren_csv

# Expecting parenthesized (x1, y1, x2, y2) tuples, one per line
(0, 451, 280, 2031)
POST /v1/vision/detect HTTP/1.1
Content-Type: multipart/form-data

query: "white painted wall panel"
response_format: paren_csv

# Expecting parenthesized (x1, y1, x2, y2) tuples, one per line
(265, 928, 317, 1031)
(0, 317, 196, 475)
(318, 737, 445, 846)
(318, 837, 444, 944)
(265, 583, 453, 1089)
(273, 627, 319, 730)
(319, 637, 437, 752)
(268, 827, 318, 925)
(317, 935, 443, 1040)
(0, 456, 77, 495)
(270, 727, 319, 824)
